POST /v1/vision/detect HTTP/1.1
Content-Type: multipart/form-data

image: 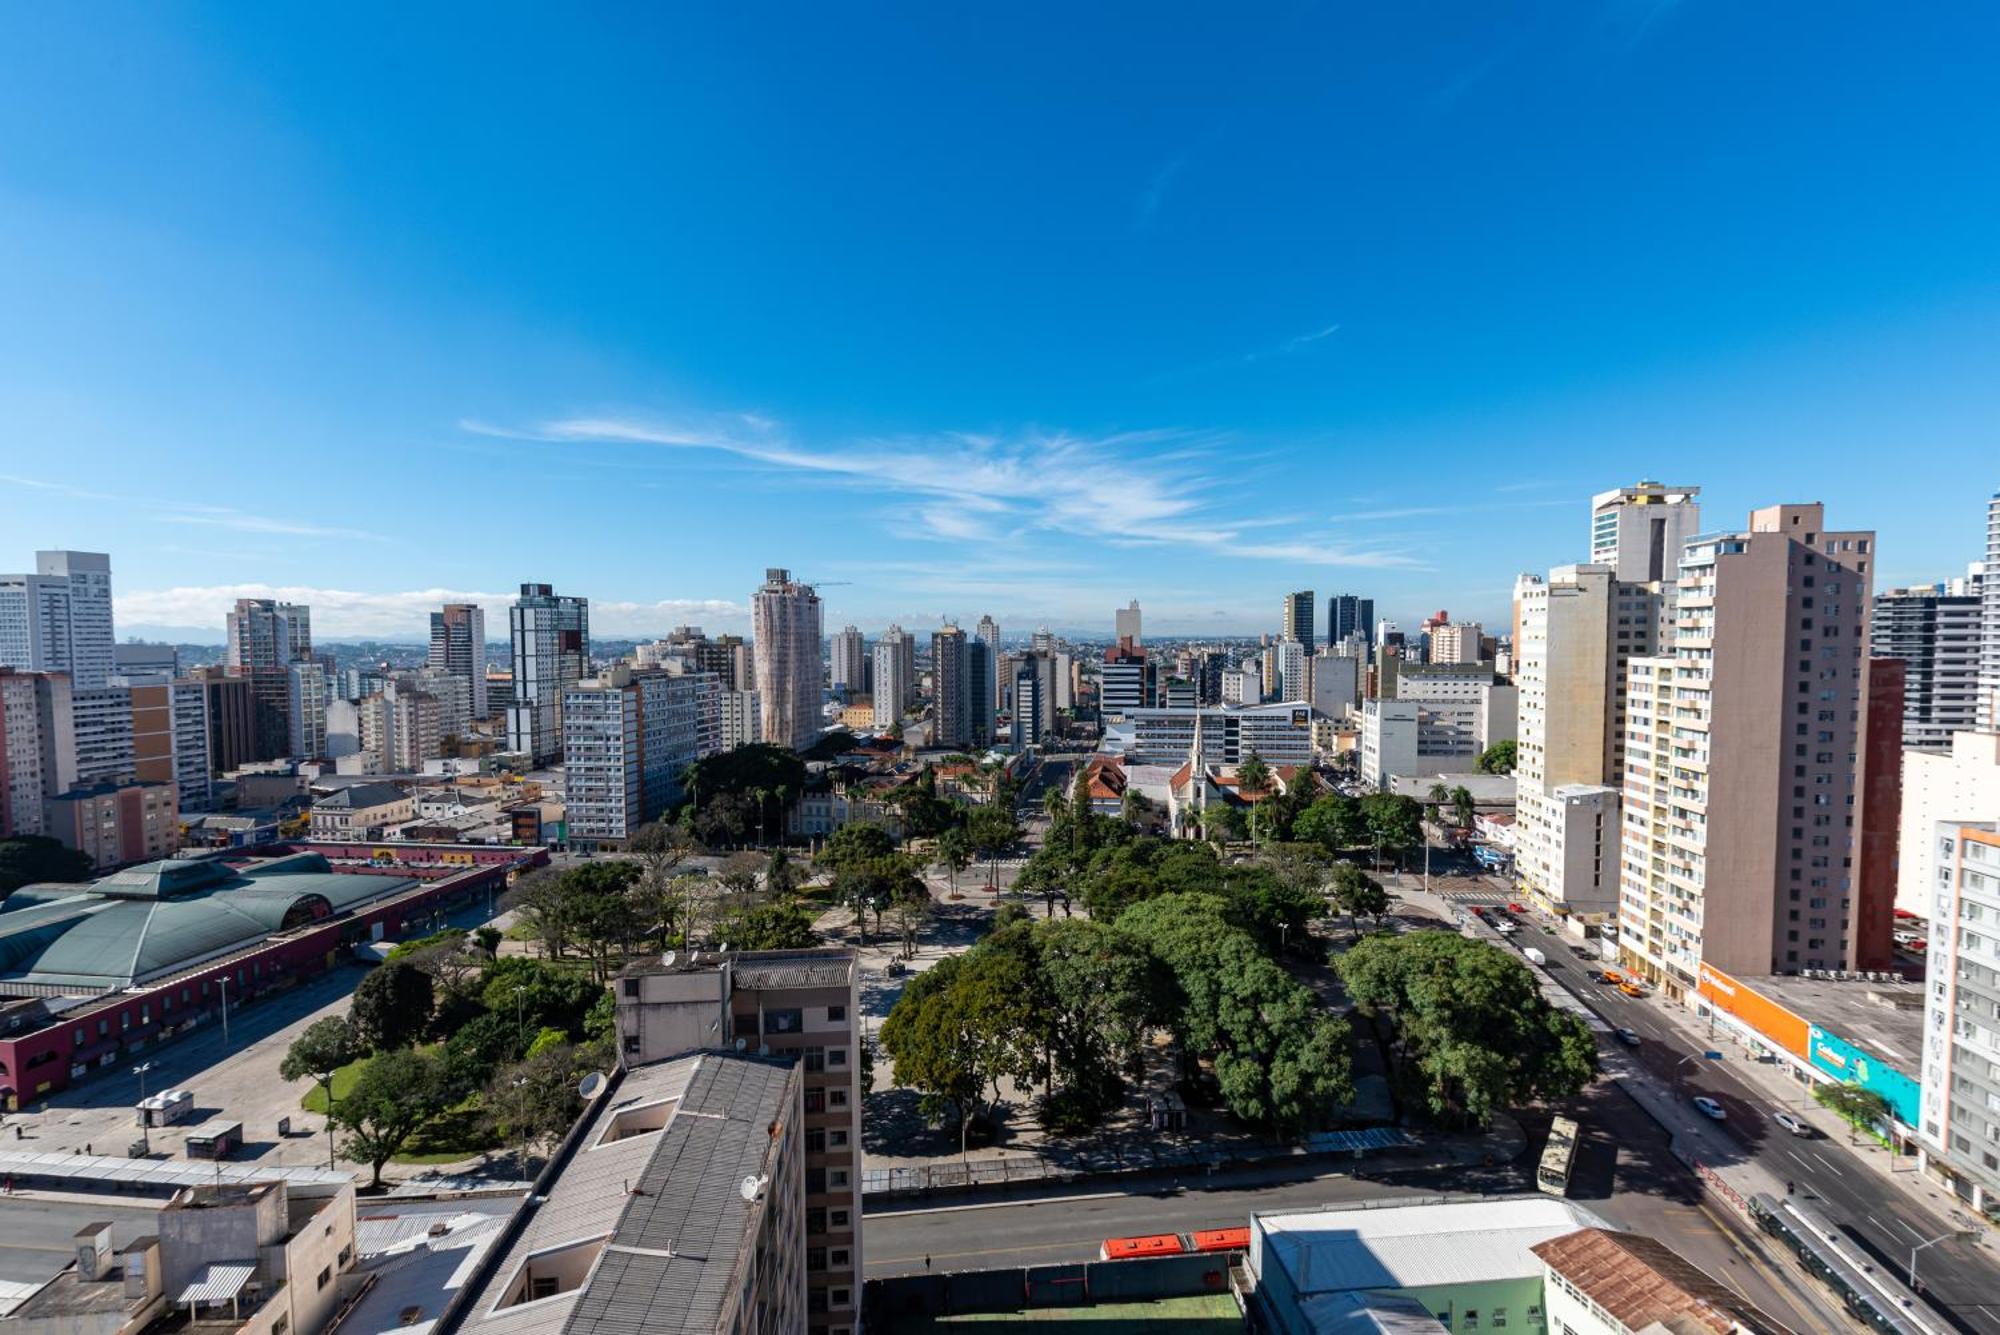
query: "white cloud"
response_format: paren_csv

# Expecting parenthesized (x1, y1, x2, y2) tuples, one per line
(115, 584, 749, 640)
(476, 415, 1422, 570)
(160, 511, 389, 542)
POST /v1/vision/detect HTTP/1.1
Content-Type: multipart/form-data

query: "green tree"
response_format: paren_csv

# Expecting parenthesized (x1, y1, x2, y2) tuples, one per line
(441, 1011, 523, 1100)
(1814, 1083, 1892, 1138)
(1118, 893, 1354, 1130)
(880, 946, 1038, 1150)
(1236, 750, 1272, 797)
(1328, 862, 1389, 940)
(486, 1043, 588, 1175)
(1476, 740, 1518, 775)
(1360, 793, 1424, 865)
(1336, 931, 1596, 1127)
(965, 804, 1023, 891)
(1032, 919, 1156, 1124)
(933, 826, 973, 897)
(0, 835, 94, 898)
(818, 822, 897, 876)
(481, 958, 603, 1045)
(473, 926, 503, 958)
(712, 898, 819, 951)
(332, 1047, 450, 1188)
(350, 962, 434, 1052)
(1450, 785, 1476, 830)
(280, 1016, 358, 1168)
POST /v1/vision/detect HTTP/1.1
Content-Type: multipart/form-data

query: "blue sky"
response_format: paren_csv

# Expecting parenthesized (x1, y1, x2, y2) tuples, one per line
(2, 3, 1997, 641)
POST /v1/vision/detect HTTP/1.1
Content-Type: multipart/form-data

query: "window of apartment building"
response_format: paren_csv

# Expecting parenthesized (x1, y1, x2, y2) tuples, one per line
(829, 1128, 849, 1148)
(827, 1005, 846, 1023)
(828, 1047, 847, 1067)
(806, 1128, 827, 1153)
(317, 1267, 332, 1291)
(805, 1046, 826, 1073)
(805, 1088, 825, 1113)
(622, 978, 640, 997)
(808, 1247, 827, 1272)
(830, 1168, 850, 1189)
(809, 1290, 828, 1314)
(830, 1209, 851, 1228)
(807, 1168, 827, 1193)
(765, 1008, 804, 1035)
(832, 1287, 852, 1308)
(829, 1089, 849, 1110)
(831, 1248, 850, 1268)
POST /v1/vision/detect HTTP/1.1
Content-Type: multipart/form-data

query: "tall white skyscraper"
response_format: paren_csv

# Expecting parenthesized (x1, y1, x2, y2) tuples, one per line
(1115, 600, 1142, 646)
(507, 583, 590, 766)
(1981, 488, 2000, 730)
(830, 624, 868, 696)
(751, 568, 823, 751)
(429, 603, 490, 720)
(0, 550, 115, 689)
(1588, 482, 1701, 584)
(872, 624, 915, 730)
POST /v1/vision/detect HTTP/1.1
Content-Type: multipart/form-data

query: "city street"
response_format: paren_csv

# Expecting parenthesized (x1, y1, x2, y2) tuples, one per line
(1416, 865, 2000, 1333)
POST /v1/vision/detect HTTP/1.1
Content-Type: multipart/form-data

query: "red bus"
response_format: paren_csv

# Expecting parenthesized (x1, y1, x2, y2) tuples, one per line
(1098, 1234, 1188, 1261)
(1189, 1227, 1251, 1254)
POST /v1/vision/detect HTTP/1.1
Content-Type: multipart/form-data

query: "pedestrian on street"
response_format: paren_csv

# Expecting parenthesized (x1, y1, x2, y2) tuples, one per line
(924, 1255, 931, 1271)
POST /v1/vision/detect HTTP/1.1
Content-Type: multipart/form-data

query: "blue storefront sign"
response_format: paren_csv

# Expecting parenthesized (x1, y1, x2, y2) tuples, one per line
(1806, 1024, 1920, 1128)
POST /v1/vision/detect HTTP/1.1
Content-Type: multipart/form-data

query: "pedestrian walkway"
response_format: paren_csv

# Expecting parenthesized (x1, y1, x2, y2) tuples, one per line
(1636, 983, 1987, 1234)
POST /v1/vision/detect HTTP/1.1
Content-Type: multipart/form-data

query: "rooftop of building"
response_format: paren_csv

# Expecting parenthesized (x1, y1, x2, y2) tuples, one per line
(1387, 773, 1519, 806)
(1737, 972, 1925, 1071)
(0, 852, 419, 993)
(1255, 1196, 1606, 1296)
(618, 947, 855, 991)
(313, 780, 411, 810)
(345, 1195, 523, 1335)
(464, 1050, 797, 1335)
(1530, 1228, 1793, 1334)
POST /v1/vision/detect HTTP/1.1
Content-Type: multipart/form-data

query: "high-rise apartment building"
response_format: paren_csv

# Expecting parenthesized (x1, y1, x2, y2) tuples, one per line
(427, 603, 489, 721)
(1274, 639, 1308, 703)
(1014, 660, 1045, 751)
(613, 949, 864, 1334)
(752, 569, 823, 752)
(1872, 575, 1985, 748)
(1589, 481, 1702, 583)
(286, 661, 329, 759)
(562, 666, 721, 848)
(1328, 594, 1375, 661)
(1618, 503, 1883, 992)
(871, 625, 915, 730)
(1100, 642, 1155, 719)
(1513, 565, 1670, 916)
(43, 780, 178, 871)
(1981, 489, 2000, 730)
(506, 582, 589, 766)
(0, 668, 76, 837)
(975, 615, 1000, 649)
(720, 688, 762, 750)
(129, 679, 212, 812)
(71, 687, 136, 785)
(190, 667, 257, 773)
(930, 625, 993, 750)
(1281, 591, 1315, 652)
(1427, 621, 1484, 666)
(225, 598, 312, 760)
(829, 625, 868, 698)
(360, 678, 443, 773)
(1114, 600, 1142, 646)
(0, 551, 115, 689)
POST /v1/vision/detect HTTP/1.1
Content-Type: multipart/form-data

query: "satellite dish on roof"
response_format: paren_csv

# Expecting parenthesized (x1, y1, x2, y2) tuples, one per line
(662, 950, 678, 969)
(718, 942, 730, 955)
(738, 1174, 767, 1202)
(578, 1072, 608, 1102)
(733, 1037, 747, 1052)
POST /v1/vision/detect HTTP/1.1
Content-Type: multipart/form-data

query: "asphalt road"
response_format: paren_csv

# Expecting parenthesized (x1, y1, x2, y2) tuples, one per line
(1434, 871, 2000, 1334)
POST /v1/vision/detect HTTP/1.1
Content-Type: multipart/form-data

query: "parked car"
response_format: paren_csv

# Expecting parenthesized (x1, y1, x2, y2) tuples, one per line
(1570, 946, 1594, 960)
(1773, 1110, 1815, 1138)
(1614, 1027, 1641, 1047)
(1692, 1096, 1727, 1121)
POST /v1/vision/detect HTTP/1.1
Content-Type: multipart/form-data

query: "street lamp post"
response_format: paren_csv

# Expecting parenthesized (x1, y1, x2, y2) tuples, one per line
(514, 986, 527, 1054)
(1909, 1230, 1960, 1290)
(217, 977, 231, 1047)
(132, 1062, 155, 1155)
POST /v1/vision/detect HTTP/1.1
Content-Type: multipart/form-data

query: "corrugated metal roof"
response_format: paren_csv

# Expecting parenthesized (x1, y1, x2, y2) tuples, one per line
(1529, 1228, 1794, 1334)
(0, 1149, 350, 1191)
(1259, 1197, 1606, 1295)
(172, 1262, 255, 1305)
(465, 1052, 795, 1335)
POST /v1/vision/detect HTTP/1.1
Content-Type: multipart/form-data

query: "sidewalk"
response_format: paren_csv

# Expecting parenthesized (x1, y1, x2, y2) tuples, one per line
(1637, 985, 1987, 1233)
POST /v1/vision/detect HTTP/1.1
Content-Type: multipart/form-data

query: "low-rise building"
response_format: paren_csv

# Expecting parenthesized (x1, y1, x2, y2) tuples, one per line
(1531, 1227, 1791, 1334)
(42, 780, 178, 871)
(307, 780, 414, 841)
(1109, 702, 1314, 768)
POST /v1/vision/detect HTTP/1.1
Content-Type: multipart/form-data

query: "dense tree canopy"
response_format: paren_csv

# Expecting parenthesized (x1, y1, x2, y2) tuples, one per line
(1117, 893, 1352, 1131)
(1477, 740, 1518, 775)
(350, 962, 434, 1052)
(1336, 931, 1596, 1127)
(333, 1047, 450, 1187)
(0, 836, 94, 898)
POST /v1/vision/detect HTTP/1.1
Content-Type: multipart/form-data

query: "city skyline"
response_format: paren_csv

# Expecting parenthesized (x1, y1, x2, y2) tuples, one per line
(5, 8, 2000, 638)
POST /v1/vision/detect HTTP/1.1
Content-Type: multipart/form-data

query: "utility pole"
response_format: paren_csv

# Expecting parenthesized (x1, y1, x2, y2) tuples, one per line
(132, 1062, 155, 1155)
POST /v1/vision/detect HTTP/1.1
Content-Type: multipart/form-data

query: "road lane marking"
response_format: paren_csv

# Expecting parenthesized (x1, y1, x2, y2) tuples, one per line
(1813, 1153, 1843, 1177)
(1893, 1217, 1925, 1242)
(870, 1189, 1127, 1217)
(1788, 1150, 1810, 1168)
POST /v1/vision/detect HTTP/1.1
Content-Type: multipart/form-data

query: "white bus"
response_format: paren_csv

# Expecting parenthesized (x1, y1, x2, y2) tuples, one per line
(1537, 1116, 1579, 1197)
